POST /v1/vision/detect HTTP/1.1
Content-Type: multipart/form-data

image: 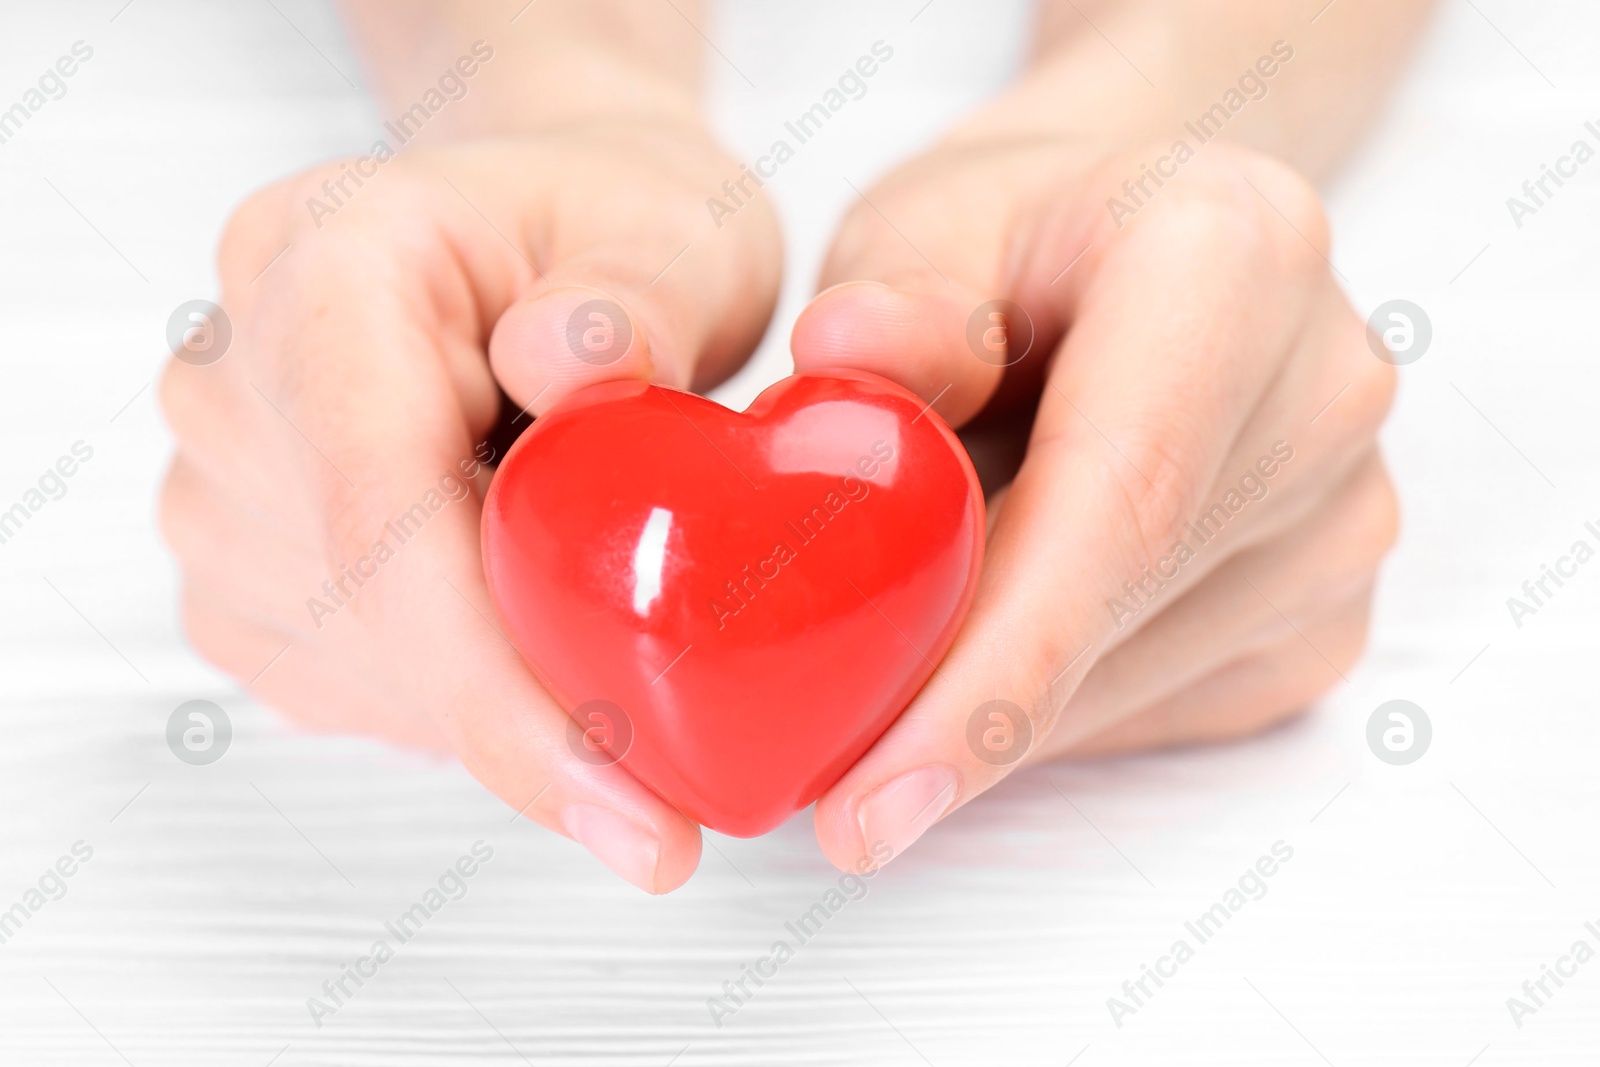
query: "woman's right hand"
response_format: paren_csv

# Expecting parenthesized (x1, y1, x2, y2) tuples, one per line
(159, 121, 781, 892)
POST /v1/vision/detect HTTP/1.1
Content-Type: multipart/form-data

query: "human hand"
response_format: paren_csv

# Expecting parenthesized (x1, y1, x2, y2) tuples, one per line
(793, 128, 1398, 870)
(159, 116, 780, 892)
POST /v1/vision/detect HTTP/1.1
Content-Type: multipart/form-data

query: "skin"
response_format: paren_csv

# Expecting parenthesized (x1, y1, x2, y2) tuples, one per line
(159, 0, 1433, 890)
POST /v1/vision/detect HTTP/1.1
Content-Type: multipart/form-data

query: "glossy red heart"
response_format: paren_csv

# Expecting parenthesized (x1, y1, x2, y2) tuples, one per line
(481, 370, 984, 836)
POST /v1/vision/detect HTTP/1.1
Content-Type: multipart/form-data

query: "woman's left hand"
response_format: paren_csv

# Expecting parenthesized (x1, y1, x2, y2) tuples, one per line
(792, 133, 1399, 871)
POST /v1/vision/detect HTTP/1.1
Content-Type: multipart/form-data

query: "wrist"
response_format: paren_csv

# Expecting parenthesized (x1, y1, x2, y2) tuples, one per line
(944, 38, 1175, 155)
(371, 43, 705, 143)
(458, 45, 704, 138)
(338, 1, 709, 143)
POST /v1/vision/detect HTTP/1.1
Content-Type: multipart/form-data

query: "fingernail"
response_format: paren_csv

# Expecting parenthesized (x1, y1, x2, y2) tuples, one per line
(855, 766, 958, 864)
(816, 280, 922, 322)
(562, 804, 660, 892)
(793, 283, 930, 371)
(813, 279, 898, 302)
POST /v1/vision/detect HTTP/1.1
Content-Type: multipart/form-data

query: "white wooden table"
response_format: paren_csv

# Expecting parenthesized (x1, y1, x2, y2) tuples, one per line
(2, 1, 1598, 1063)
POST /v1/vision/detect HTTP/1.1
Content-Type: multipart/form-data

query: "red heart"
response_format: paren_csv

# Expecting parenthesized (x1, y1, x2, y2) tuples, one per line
(481, 370, 984, 836)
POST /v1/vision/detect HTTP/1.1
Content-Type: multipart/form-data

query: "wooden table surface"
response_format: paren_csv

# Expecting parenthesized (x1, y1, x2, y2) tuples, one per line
(2, 1, 1598, 1063)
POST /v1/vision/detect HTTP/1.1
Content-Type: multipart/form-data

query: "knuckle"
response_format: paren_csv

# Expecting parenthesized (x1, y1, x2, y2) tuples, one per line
(1092, 143, 1332, 283)
(156, 461, 202, 561)
(1245, 159, 1329, 265)
(1212, 149, 1328, 266)
(1237, 657, 1337, 735)
(1150, 148, 1329, 275)
(217, 160, 433, 299)
(1281, 594, 1374, 689)
(1374, 468, 1402, 555)
(280, 164, 363, 235)
(1347, 348, 1400, 439)
(281, 159, 440, 253)
(1307, 316, 1399, 460)
(217, 183, 288, 281)
(824, 176, 953, 285)
(1326, 594, 1376, 676)
(177, 587, 247, 678)
(156, 357, 212, 444)
(1353, 461, 1403, 565)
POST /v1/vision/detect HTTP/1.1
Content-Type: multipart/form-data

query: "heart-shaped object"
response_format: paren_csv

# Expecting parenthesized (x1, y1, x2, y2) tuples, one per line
(481, 370, 984, 836)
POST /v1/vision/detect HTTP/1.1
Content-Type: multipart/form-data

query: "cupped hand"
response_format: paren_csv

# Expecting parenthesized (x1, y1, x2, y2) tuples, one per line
(794, 131, 1398, 871)
(159, 123, 781, 892)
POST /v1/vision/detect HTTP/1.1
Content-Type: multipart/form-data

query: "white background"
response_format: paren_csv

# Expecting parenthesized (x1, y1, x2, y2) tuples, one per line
(1, 1, 1598, 1063)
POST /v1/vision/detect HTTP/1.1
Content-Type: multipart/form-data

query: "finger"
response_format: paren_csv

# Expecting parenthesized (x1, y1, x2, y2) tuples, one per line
(789, 152, 1050, 426)
(1089, 362, 1389, 659)
(1077, 265, 1395, 660)
(241, 248, 704, 893)
(465, 136, 782, 416)
(160, 458, 327, 634)
(812, 151, 1339, 871)
(1040, 451, 1398, 755)
(177, 585, 449, 752)
(1063, 591, 1377, 758)
(158, 357, 315, 531)
(310, 415, 704, 893)
(791, 279, 1003, 427)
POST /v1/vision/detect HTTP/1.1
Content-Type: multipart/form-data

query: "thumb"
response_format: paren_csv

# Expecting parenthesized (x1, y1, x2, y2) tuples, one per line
(790, 158, 1071, 428)
(481, 141, 783, 418)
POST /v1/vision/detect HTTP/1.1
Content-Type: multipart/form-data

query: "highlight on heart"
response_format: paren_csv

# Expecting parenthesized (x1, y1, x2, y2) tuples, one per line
(708, 438, 896, 631)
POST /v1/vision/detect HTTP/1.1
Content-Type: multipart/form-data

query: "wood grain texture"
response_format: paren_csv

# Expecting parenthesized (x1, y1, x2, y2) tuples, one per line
(2, 1, 1598, 1063)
